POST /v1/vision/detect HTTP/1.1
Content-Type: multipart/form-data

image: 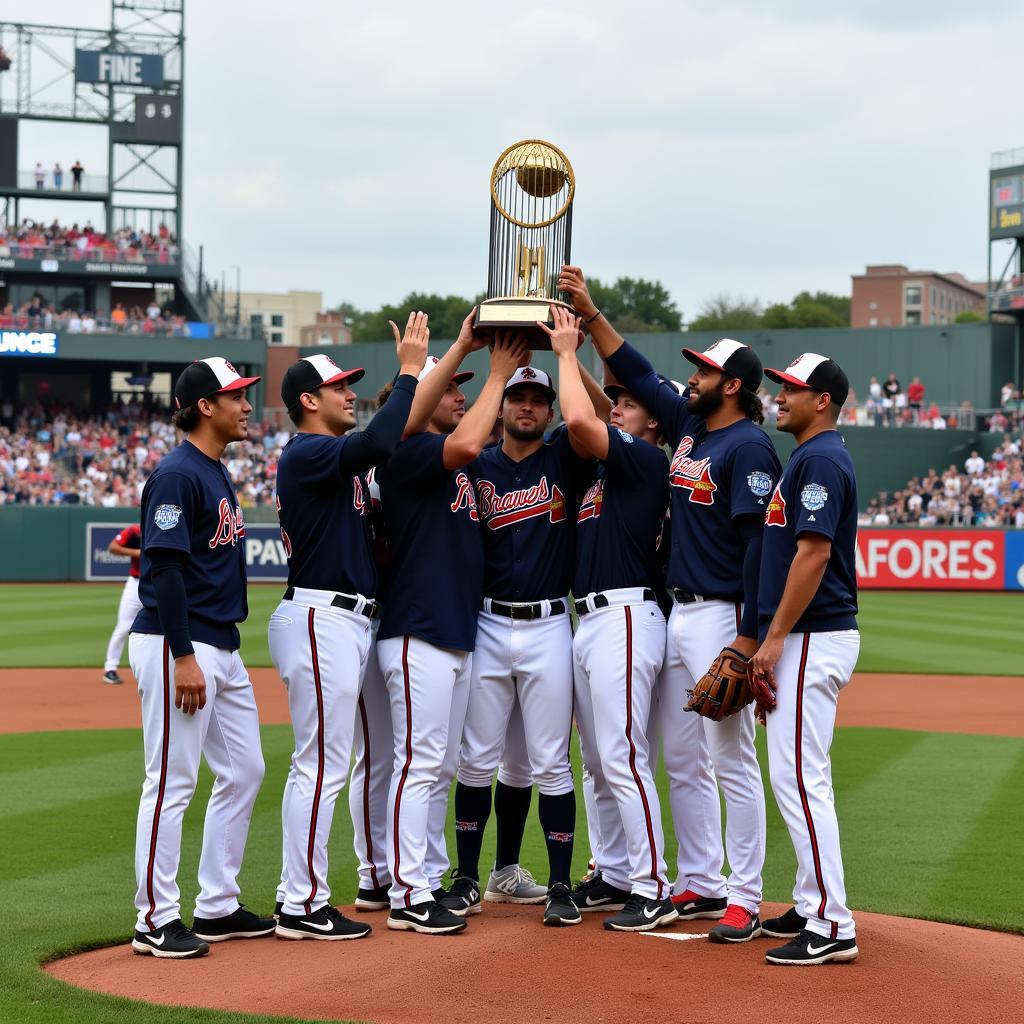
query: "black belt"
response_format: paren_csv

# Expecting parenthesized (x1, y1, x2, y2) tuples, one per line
(576, 589, 657, 617)
(487, 599, 566, 620)
(283, 587, 380, 619)
(671, 589, 705, 604)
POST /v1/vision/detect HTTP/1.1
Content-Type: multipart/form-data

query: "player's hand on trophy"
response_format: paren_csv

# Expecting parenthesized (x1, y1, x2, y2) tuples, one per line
(558, 265, 599, 320)
(390, 311, 430, 377)
(538, 305, 584, 356)
(489, 331, 531, 378)
(174, 655, 207, 716)
(455, 307, 488, 353)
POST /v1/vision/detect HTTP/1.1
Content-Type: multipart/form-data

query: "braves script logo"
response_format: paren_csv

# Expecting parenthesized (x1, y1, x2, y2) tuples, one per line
(669, 436, 717, 504)
(209, 497, 245, 548)
(275, 495, 292, 558)
(577, 479, 604, 522)
(765, 481, 787, 527)
(451, 472, 479, 521)
(352, 475, 366, 515)
(476, 476, 566, 530)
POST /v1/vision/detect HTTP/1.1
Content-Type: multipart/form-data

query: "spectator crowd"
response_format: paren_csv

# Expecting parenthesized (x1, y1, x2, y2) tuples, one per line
(1, 218, 178, 263)
(0, 401, 288, 508)
(861, 439, 1024, 528)
(1, 297, 193, 337)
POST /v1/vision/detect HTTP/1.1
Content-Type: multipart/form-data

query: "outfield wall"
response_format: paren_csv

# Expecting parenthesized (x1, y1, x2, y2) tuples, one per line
(1, 506, 1021, 588)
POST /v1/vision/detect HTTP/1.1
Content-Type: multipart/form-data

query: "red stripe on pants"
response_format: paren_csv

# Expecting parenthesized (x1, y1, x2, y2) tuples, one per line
(144, 639, 172, 931)
(623, 607, 662, 899)
(391, 636, 414, 907)
(357, 695, 379, 889)
(794, 631, 833, 935)
(304, 608, 326, 914)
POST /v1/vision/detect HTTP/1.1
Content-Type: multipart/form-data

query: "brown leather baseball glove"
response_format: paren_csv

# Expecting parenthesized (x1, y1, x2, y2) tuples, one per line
(685, 646, 754, 721)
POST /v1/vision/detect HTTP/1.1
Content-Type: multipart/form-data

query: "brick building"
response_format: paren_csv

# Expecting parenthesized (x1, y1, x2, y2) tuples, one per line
(850, 265, 986, 328)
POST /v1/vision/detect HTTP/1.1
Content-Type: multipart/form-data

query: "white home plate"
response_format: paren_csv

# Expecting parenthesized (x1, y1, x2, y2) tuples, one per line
(640, 931, 708, 942)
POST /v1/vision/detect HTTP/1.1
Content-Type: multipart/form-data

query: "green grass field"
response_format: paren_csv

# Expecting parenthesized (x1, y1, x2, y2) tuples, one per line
(2, 585, 1021, 674)
(2, 586, 1022, 1023)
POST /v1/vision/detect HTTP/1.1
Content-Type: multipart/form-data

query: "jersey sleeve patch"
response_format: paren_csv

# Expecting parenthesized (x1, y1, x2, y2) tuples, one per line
(154, 504, 183, 530)
(747, 470, 773, 497)
(617, 428, 634, 444)
(800, 483, 829, 511)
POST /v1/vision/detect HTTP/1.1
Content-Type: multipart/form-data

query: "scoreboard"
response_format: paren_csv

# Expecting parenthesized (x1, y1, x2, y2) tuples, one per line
(990, 163, 1024, 240)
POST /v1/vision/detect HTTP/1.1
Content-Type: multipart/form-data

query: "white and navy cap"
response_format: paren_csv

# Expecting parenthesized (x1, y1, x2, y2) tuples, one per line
(682, 338, 763, 392)
(174, 357, 261, 409)
(765, 353, 850, 407)
(504, 366, 556, 402)
(418, 355, 474, 386)
(604, 373, 681, 404)
(282, 354, 365, 412)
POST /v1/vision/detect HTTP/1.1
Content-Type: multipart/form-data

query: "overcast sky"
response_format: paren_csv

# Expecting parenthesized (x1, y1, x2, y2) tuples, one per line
(4, 1, 1021, 320)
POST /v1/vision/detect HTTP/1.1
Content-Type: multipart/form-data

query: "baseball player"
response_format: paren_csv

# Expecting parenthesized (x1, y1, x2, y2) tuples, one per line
(443, 354, 596, 929)
(544, 308, 678, 932)
(128, 357, 273, 959)
(269, 315, 429, 940)
(102, 523, 143, 684)
(750, 354, 861, 966)
(560, 265, 779, 943)
(376, 331, 530, 935)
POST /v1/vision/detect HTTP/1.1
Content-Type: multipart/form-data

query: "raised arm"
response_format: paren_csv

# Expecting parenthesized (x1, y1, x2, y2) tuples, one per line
(442, 333, 530, 470)
(541, 306, 610, 460)
(577, 353, 612, 423)
(402, 308, 486, 439)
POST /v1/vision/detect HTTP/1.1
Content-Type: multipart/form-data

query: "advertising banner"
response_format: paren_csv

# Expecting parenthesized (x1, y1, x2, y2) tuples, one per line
(856, 529, 1024, 591)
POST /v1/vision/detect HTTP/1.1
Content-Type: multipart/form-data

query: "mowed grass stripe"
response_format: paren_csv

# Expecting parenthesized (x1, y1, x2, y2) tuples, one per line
(3, 586, 1023, 674)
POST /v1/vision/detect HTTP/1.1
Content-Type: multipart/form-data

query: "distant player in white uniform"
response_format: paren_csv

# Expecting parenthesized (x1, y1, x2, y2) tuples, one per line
(102, 523, 143, 684)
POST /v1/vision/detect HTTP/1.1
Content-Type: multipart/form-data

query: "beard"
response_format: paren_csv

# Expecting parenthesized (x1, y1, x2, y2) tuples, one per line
(504, 419, 547, 443)
(687, 381, 725, 418)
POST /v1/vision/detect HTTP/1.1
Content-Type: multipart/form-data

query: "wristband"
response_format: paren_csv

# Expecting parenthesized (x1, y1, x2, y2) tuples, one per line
(584, 309, 602, 325)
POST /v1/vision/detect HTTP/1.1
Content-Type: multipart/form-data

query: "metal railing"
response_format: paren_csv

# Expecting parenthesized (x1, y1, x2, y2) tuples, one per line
(17, 170, 109, 193)
(991, 147, 1024, 170)
(0, 240, 179, 266)
(990, 285, 1024, 313)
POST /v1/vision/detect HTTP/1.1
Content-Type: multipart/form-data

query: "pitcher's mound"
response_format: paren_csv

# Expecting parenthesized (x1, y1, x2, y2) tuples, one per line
(45, 903, 1023, 1023)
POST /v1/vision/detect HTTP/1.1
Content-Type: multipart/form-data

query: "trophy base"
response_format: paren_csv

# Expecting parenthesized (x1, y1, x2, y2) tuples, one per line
(475, 297, 576, 350)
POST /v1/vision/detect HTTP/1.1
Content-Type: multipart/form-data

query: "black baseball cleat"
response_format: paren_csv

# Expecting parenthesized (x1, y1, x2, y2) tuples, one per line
(708, 905, 761, 943)
(671, 889, 728, 920)
(543, 883, 582, 927)
(193, 904, 276, 941)
(765, 930, 859, 965)
(132, 919, 209, 959)
(604, 894, 679, 932)
(761, 906, 807, 939)
(275, 905, 371, 940)
(354, 885, 391, 912)
(439, 874, 482, 917)
(102, 670, 124, 685)
(387, 900, 467, 935)
(571, 873, 630, 913)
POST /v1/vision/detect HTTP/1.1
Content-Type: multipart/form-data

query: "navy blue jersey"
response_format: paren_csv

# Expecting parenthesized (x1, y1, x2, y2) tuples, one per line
(134, 440, 248, 650)
(606, 342, 781, 599)
(573, 427, 669, 596)
(376, 432, 485, 652)
(275, 432, 377, 596)
(758, 430, 859, 636)
(468, 425, 589, 602)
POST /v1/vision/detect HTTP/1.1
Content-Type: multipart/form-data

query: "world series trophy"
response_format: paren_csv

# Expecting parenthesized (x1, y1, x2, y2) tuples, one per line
(474, 139, 577, 349)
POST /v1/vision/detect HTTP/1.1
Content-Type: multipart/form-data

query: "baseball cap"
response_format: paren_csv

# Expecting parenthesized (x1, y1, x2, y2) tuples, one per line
(764, 353, 850, 407)
(282, 354, 365, 412)
(418, 355, 474, 386)
(174, 357, 261, 410)
(604, 374, 681, 404)
(682, 338, 763, 392)
(504, 366, 556, 403)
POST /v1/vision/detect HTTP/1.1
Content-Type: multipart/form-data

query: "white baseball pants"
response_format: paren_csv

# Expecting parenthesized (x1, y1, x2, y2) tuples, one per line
(378, 635, 471, 908)
(129, 633, 265, 932)
(573, 593, 669, 899)
(104, 576, 143, 672)
(766, 629, 860, 940)
(269, 597, 371, 916)
(349, 623, 392, 892)
(660, 599, 766, 913)
(457, 607, 574, 796)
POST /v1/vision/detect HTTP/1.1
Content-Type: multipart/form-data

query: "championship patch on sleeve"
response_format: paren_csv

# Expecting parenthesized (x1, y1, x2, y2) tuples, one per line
(154, 504, 183, 530)
(617, 429, 634, 444)
(800, 484, 828, 511)
(747, 470, 772, 497)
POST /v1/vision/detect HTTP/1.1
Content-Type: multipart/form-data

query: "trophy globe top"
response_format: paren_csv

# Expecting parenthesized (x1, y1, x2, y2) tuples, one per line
(490, 139, 575, 229)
